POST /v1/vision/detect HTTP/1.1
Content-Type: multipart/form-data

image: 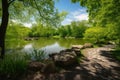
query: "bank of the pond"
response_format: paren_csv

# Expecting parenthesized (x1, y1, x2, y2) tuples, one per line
(1, 43, 120, 80)
(5, 38, 94, 55)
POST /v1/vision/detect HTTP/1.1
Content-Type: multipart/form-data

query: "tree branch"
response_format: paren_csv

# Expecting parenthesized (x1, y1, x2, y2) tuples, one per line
(33, 0, 58, 27)
(33, 0, 44, 19)
(8, 0, 16, 5)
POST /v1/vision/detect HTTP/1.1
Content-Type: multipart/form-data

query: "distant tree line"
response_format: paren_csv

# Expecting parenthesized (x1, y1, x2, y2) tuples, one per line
(6, 18, 120, 45)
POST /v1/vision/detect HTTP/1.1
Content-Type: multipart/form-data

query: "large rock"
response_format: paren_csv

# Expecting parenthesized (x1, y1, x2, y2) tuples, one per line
(49, 49, 78, 67)
(42, 61, 56, 73)
(28, 60, 57, 73)
(72, 45, 84, 50)
(54, 54, 77, 67)
(28, 61, 45, 71)
(71, 43, 93, 50)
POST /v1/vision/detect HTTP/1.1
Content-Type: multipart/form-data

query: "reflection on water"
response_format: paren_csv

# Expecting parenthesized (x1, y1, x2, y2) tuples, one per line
(41, 42, 65, 54)
(5, 38, 93, 54)
(22, 43, 33, 53)
(22, 42, 65, 54)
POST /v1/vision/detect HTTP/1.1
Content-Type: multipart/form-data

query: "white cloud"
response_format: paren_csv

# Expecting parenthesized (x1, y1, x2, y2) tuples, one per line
(61, 18, 72, 25)
(23, 21, 36, 28)
(62, 9, 88, 25)
(74, 14, 88, 21)
(23, 23, 32, 27)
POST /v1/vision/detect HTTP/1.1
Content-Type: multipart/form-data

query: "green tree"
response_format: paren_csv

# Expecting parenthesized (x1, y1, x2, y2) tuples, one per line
(6, 22, 30, 39)
(84, 27, 106, 43)
(0, 0, 59, 58)
(58, 26, 68, 38)
(28, 23, 56, 37)
(57, 21, 88, 38)
(71, 0, 120, 41)
(66, 25, 72, 37)
(71, 21, 87, 38)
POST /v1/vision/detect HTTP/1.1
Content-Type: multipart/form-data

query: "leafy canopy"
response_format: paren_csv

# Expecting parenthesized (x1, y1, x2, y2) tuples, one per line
(1, 0, 61, 27)
(71, 0, 120, 41)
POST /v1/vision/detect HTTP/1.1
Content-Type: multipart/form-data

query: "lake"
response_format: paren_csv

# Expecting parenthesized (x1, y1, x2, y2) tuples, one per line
(5, 38, 92, 54)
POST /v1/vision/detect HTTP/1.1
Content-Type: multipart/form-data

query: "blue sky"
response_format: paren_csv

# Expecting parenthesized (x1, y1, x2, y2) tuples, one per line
(55, 0, 88, 25)
(24, 0, 88, 27)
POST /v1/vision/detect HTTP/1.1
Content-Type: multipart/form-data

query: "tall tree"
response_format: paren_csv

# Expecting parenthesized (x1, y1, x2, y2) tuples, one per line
(0, 0, 59, 58)
(0, 0, 9, 59)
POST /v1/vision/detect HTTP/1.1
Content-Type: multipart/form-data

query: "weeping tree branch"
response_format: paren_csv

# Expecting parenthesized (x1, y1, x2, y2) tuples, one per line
(34, 0, 44, 18)
(33, 0, 49, 20)
(8, 0, 16, 5)
(33, 0, 59, 27)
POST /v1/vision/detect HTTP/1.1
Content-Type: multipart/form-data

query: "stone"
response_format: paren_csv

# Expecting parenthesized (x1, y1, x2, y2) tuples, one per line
(49, 49, 78, 67)
(83, 43, 93, 48)
(49, 53, 58, 59)
(28, 61, 45, 71)
(42, 61, 56, 74)
(71, 48, 81, 56)
(72, 45, 84, 49)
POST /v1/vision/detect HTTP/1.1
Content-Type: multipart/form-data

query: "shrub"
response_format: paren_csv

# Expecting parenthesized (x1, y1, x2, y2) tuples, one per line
(84, 27, 106, 43)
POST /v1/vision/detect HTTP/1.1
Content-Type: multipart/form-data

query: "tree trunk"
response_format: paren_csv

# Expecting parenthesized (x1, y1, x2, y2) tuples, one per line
(0, 0, 9, 59)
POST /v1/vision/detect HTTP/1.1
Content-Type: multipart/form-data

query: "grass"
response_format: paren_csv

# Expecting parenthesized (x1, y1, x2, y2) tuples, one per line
(0, 53, 28, 79)
(0, 48, 47, 79)
(25, 48, 46, 62)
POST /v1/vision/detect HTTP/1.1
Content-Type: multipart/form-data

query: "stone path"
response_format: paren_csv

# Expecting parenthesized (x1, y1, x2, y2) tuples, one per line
(79, 47, 120, 80)
(21, 46, 120, 80)
(54, 47, 120, 80)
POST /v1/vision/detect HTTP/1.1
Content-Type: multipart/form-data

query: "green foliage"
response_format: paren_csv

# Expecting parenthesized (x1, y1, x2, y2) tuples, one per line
(105, 24, 118, 40)
(25, 48, 46, 61)
(8, 0, 61, 27)
(0, 53, 28, 76)
(57, 21, 88, 38)
(0, 48, 46, 77)
(71, 21, 87, 38)
(72, 0, 120, 40)
(84, 27, 106, 43)
(58, 11, 68, 22)
(58, 26, 68, 38)
(6, 23, 30, 39)
(28, 23, 56, 37)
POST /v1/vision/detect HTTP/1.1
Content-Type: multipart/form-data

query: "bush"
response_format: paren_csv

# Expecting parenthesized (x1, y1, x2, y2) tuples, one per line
(84, 27, 106, 43)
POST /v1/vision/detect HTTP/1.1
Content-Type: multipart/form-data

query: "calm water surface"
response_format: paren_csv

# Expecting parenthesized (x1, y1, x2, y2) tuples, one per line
(5, 38, 92, 54)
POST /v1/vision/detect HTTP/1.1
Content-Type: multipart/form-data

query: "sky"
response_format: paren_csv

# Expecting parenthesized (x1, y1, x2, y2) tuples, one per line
(24, 0, 88, 27)
(55, 0, 88, 25)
